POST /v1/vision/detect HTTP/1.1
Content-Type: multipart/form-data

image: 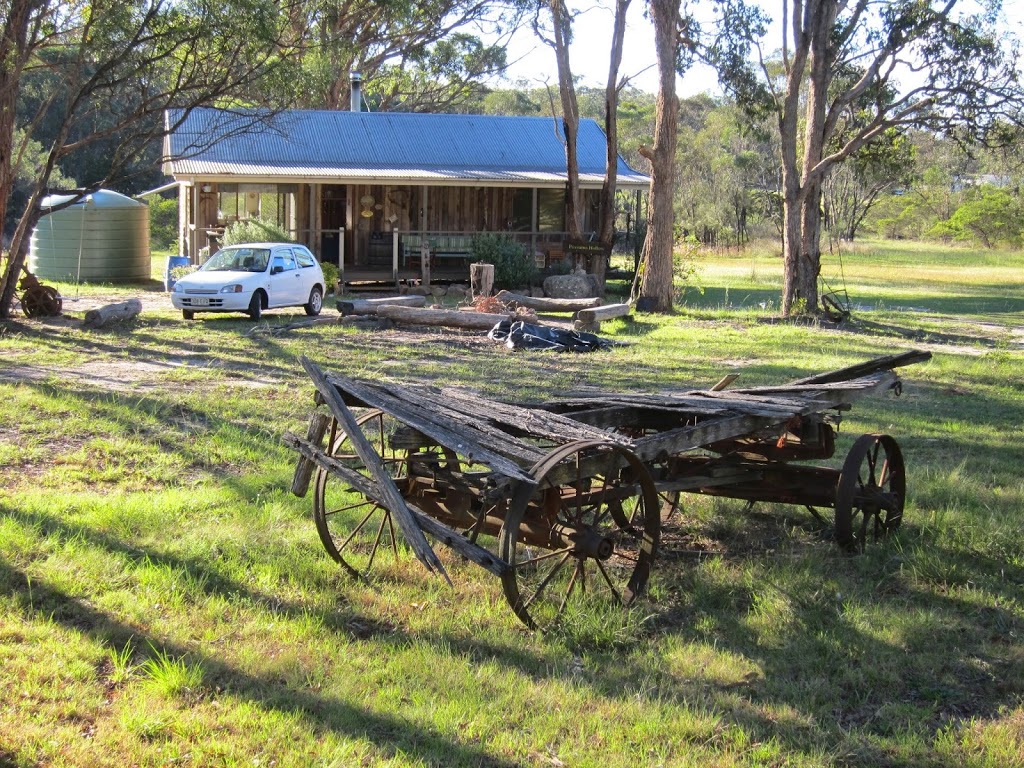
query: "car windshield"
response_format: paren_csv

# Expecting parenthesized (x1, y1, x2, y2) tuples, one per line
(202, 247, 271, 273)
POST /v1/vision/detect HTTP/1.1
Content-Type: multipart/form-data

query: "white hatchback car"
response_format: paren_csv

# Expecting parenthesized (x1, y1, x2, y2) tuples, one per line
(172, 243, 326, 321)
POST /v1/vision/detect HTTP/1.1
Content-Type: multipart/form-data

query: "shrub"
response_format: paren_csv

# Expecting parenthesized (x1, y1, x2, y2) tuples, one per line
(148, 197, 178, 250)
(222, 217, 290, 246)
(470, 233, 536, 290)
(320, 261, 339, 293)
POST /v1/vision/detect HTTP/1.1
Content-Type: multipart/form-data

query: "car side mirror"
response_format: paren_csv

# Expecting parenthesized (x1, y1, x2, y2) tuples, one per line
(271, 265, 284, 275)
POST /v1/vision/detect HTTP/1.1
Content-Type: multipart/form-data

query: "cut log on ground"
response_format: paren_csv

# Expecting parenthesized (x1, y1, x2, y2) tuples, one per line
(375, 305, 510, 330)
(248, 315, 395, 336)
(337, 295, 426, 315)
(82, 299, 142, 329)
(573, 302, 631, 332)
(495, 290, 602, 312)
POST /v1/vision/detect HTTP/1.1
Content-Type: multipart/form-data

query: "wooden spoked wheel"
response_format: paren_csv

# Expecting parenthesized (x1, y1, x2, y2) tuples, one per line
(834, 433, 906, 552)
(498, 441, 660, 631)
(312, 410, 455, 579)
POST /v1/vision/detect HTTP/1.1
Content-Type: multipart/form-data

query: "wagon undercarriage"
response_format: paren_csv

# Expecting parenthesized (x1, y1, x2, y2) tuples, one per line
(285, 350, 929, 630)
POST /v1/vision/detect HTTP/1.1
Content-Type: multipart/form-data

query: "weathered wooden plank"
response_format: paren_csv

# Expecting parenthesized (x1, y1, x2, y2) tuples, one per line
(290, 412, 329, 497)
(375, 382, 557, 463)
(437, 387, 631, 446)
(300, 357, 449, 581)
(409, 507, 509, 577)
(325, 372, 540, 482)
(787, 350, 932, 386)
(632, 413, 790, 463)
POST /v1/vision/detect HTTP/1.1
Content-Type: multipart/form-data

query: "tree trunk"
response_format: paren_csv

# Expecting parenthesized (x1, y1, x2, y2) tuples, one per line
(548, 0, 583, 242)
(632, 0, 680, 313)
(0, 0, 37, 317)
(779, 0, 837, 317)
(594, 0, 631, 288)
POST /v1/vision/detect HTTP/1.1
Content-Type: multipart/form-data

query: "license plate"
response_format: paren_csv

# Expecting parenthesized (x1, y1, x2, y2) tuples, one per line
(191, 297, 210, 306)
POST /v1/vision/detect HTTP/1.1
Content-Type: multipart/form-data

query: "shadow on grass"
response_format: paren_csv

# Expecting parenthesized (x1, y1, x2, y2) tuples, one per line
(0, 555, 519, 767)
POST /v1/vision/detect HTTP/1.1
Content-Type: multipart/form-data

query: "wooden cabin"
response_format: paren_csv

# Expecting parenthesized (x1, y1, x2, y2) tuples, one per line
(162, 107, 649, 285)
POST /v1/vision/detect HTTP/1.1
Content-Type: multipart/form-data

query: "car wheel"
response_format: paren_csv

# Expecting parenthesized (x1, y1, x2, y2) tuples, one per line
(304, 286, 323, 316)
(182, 309, 194, 320)
(248, 291, 263, 321)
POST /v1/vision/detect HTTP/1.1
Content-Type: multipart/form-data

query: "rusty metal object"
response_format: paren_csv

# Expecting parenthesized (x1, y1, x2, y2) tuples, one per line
(18, 272, 62, 317)
(834, 433, 905, 552)
(497, 440, 659, 631)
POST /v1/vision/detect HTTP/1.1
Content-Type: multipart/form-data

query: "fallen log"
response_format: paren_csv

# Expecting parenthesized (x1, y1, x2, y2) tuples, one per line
(337, 295, 426, 315)
(495, 290, 601, 312)
(573, 302, 631, 332)
(375, 305, 509, 330)
(82, 299, 142, 329)
(248, 315, 394, 336)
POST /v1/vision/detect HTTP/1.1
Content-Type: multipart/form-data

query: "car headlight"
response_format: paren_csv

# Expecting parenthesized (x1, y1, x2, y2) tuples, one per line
(172, 283, 183, 293)
(220, 284, 244, 294)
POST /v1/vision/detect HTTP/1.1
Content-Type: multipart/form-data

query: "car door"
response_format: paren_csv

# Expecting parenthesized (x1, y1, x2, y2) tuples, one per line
(268, 249, 302, 307)
(293, 247, 322, 300)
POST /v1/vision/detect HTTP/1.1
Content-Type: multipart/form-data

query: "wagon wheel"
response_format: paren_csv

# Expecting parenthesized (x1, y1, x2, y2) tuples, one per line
(20, 285, 62, 317)
(834, 433, 905, 552)
(498, 441, 660, 631)
(312, 410, 457, 579)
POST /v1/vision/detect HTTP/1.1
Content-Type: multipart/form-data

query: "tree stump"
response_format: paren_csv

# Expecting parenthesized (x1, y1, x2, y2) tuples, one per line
(470, 263, 495, 299)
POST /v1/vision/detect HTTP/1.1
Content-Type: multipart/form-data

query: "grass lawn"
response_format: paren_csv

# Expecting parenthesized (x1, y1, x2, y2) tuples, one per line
(1, 239, 1022, 766)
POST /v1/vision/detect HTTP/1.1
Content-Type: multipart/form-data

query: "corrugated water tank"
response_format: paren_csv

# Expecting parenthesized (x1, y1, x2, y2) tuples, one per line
(29, 190, 151, 282)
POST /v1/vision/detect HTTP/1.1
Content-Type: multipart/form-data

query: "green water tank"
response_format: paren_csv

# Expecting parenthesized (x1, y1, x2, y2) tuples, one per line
(29, 190, 151, 282)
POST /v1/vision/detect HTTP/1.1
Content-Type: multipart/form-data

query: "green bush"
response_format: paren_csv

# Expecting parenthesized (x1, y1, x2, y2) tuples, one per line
(148, 197, 178, 250)
(222, 217, 290, 246)
(470, 233, 536, 290)
(320, 261, 338, 293)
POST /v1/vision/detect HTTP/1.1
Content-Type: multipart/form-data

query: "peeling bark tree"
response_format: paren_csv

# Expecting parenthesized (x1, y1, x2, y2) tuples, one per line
(708, 0, 1024, 316)
(633, 0, 684, 313)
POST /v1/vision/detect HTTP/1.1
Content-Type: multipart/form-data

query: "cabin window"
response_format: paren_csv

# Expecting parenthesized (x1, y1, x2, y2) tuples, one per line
(215, 183, 297, 235)
(537, 189, 565, 232)
(511, 189, 532, 231)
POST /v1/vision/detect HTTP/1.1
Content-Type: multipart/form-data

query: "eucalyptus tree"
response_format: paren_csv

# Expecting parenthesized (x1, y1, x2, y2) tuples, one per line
(530, 0, 633, 286)
(706, 0, 1024, 316)
(632, 0, 691, 313)
(290, 0, 521, 112)
(0, 0, 299, 318)
(823, 129, 916, 242)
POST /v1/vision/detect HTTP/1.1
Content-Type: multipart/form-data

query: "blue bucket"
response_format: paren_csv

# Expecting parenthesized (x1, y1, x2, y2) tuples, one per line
(165, 255, 192, 292)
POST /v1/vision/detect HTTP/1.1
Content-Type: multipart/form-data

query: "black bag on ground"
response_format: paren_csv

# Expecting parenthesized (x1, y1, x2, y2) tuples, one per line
(487, 320, 610, 352)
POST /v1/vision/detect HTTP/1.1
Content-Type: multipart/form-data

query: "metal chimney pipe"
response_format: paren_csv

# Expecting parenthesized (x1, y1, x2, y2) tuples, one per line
(350, 72, 362, 112)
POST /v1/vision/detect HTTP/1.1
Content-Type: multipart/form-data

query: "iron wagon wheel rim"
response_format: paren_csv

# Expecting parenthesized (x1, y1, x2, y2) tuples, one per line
(312, 409, 457, 579)
(21, 285, 62, 317)
(834, 433, 906, 552)
(498, 440, 660, 631)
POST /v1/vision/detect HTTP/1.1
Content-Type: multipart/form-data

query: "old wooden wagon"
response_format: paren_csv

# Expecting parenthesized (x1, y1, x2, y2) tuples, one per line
(285, 350, 930, 629)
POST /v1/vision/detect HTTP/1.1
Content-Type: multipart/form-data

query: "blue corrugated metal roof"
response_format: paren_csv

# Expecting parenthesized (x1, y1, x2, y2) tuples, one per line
(164, 108, 649, 188)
